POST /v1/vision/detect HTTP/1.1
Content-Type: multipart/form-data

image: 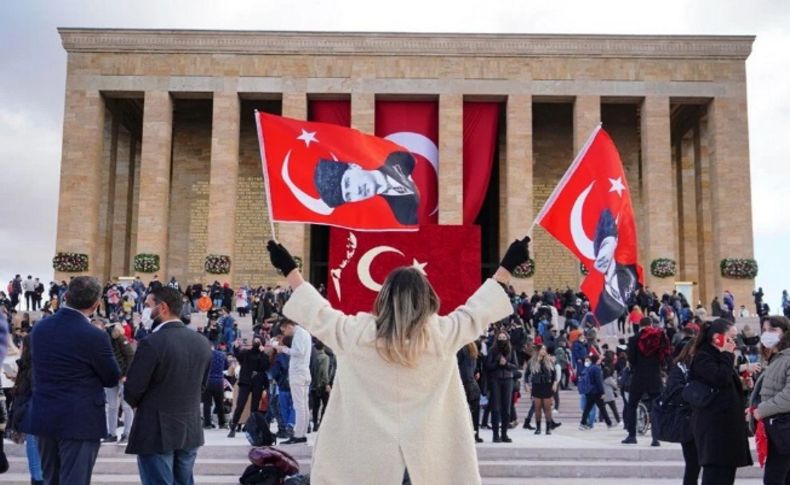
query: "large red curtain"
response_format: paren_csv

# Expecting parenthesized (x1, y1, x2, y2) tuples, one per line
(308, 99, 351, 126)
(375, 101, 439, 225)
(463, 102, 500, 225)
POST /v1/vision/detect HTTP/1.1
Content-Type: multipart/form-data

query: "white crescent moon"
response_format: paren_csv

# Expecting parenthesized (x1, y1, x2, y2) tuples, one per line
(571, 182, 596, 261)
(357, 245, 404, 292)
(384, 132, 439, 216)
(281, 150, 334, 216)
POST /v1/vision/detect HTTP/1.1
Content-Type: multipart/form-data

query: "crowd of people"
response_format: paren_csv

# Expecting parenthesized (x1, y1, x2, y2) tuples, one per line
(1, 256, 789, 484)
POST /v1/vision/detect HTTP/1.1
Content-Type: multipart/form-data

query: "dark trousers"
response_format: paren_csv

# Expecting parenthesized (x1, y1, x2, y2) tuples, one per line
(764, 441, 790, 485)
(625, 389, 660, 439)
(681, 440, 700, 485)
(38, 436, 100, 485)
(231, 383, 263, 426)
(701, 465, 736, 485)
(467, 397, 480, 433)
(202, 386, 226, 427)
(489, 378, 513, 432)
(25, 291, 34, 311)
(310, 388, 329, 428)
(605, 400, 620, 422)
(560, 368, 570, 390)
(581, 393, 612, 426)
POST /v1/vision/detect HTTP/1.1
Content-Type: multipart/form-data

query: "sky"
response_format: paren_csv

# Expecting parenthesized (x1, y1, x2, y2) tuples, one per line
(0, 0, 787, 308)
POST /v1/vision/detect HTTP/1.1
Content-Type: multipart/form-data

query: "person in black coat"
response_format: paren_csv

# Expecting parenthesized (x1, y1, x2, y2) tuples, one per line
(457, 341, 484, 443)
(29, 277, 121, 485)
(124, 287, 212, 485)
(688, 319, 753, 485)
(484, 330, 518, 443)
(227, 337, 270, 437)
(622, 317, 663, 446)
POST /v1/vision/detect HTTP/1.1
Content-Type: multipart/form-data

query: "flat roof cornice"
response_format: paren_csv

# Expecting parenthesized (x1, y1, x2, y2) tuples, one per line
(58, 28, 754, 60)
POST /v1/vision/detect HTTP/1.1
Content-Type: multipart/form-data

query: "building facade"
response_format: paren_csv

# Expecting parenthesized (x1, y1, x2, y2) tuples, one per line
(54, 29, 756, 305)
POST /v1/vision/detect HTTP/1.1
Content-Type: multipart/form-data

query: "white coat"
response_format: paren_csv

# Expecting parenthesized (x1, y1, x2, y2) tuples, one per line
(283, 278, 512, 485)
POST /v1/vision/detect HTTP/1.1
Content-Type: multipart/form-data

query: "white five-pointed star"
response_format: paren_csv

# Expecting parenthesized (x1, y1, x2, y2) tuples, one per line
(297, 129, 318, 147)
(411, 258, 428, 275)
(608, 177, 626, 197)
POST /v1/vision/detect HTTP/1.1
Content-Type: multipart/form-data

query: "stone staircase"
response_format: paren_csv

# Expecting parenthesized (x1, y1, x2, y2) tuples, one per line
(0, 389, 764, 484)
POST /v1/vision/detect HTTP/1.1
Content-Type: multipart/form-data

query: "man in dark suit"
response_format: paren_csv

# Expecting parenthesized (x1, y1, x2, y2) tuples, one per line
(124, 286, 212, 485)
(314, 151, 420, 225)
(29, 276, 121, 485)
(621, 317, 663, 446)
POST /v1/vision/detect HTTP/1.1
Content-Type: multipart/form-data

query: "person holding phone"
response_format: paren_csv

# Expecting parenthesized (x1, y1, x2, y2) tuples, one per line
(688, 318, 753, 485)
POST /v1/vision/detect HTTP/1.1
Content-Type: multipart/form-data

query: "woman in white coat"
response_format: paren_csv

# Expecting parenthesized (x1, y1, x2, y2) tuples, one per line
(266, 237, 530, 485)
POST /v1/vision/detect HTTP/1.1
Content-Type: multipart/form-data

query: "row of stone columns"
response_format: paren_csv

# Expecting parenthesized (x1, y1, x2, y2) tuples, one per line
(54, 89, 752, 305)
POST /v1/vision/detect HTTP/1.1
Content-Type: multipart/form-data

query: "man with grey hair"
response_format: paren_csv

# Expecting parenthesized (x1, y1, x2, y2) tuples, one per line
(29, 276, 121, 485)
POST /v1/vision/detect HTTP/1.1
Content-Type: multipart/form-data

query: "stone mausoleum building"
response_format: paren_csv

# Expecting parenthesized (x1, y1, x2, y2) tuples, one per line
(54, 28, 756, 305)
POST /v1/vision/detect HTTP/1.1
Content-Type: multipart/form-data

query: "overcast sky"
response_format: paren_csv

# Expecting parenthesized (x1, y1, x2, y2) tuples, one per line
(0, 0, 787, 308)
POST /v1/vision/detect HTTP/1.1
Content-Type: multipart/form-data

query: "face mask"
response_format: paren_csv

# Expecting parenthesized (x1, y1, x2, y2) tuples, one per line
(584, 361, 591, 368)
(761, 332, 781, 349)
(141, 307, 155, 328)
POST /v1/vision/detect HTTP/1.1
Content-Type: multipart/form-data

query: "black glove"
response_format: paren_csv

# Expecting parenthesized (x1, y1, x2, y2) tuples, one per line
(499, 236, 531, 273)
(266, 240, 298, 276)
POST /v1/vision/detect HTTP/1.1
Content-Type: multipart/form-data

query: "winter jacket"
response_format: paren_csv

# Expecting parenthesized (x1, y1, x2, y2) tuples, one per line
(207, 350, 228, 390)
(270, 353, 291, 391)
(585, 364, 605, 395)
(757, 348, 790, 419)
(689, 343, 753, 468)
(485, 345, 518, 380)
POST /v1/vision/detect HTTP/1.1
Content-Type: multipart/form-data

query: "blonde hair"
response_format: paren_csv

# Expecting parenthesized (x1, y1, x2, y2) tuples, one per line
(373, 267, 440, 367)
(528, 345, 553, 374)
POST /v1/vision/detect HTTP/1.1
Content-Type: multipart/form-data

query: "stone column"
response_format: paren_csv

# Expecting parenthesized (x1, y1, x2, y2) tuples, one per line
(351, 92, 375, 134)
(573, 96, 601, 285)
(706, 95, 754, 306)
(574, 96, 601, 152)
(278, 91, 310, 279)
(110, 126, 133, 278)
(677, 132, 699, 283)
(694, 121, 715, 305)
(135, 91, 173, 281)
(54, 89, 106, 281)
(503, 95, 533, 294)
(641, 96, 675, 295)
(438, 94, 463, 225)
(206, 92, 240, 281)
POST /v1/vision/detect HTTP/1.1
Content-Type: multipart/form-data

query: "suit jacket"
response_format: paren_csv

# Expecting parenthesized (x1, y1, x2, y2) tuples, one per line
(594, 264, 637, 324)
(29, 307, 121, 440)
(124, 321, 212, 455)
(378, 153, 420, 225)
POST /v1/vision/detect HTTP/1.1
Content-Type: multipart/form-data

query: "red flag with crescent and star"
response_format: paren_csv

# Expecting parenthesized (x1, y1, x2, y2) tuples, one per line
(327, 225, 481, 314)
(536, 125, 644, 325)
(256, 112, 423, 231)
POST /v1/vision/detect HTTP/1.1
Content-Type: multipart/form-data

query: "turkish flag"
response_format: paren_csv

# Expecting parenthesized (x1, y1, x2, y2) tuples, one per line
(376, 101, 439, 224)
(536, 126, 644, 324)
(327, 225, 480, 315)
(256, 112, 422, 231)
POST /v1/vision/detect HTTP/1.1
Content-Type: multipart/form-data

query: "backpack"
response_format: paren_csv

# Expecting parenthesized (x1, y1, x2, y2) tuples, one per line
(651, 363, 693, 443)
(577, 367, 593, 395)
(245, 412, 276, 447)
(239, 464, 283, 485)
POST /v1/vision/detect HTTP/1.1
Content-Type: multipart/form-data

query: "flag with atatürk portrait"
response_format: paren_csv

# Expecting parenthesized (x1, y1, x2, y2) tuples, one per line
(536, 125, 644, 324)
(256, 112, 422, 231)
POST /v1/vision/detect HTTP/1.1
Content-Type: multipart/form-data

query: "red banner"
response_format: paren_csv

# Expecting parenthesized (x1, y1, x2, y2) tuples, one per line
(537, 126, 643, 324)
(256, 112, 422, 231)
(463, 102, 500, 224)
(327, 225, 481, 315)
(309, 100, 351, 127)
(375, 101, 439, 224)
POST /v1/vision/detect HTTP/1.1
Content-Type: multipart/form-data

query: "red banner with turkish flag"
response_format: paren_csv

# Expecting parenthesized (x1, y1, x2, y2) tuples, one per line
(536, 126, 643, 324)
(375, 101, 439, 224)
(256, 112, 423, 231)
(327, 225, 481, 315)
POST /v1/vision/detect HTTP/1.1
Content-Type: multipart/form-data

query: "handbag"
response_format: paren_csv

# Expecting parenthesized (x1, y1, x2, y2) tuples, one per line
(764, 413, 790, 455)
(681, 379, 719, 408)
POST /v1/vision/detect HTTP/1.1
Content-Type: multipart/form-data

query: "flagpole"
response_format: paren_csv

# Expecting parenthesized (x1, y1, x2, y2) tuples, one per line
(255, 109, 279, 242)
(525, 122, 602, 237)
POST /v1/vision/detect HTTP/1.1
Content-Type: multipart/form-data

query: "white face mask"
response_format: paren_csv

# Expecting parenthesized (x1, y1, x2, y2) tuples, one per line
(584, 361, 591, 368)
(141, 307, 153, 328)
(761, 332, 781, 349)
